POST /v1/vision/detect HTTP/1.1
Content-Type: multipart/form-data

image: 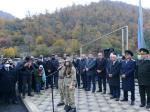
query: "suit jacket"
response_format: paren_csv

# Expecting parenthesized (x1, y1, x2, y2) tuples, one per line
(108, 60, 121, 86)
(86, 58, 96, 75)
(96, 58, 107, 76)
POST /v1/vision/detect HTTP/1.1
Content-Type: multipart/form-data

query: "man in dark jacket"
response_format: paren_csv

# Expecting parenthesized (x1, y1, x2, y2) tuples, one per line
(0, 60, 18, 104)
(137, 48, 150, 109)
(121, 50, 136, 105)
(20, 56, 34, 98)
(96, 52, 107, 94)
(108, 53, 120, 101)
(51, 55, 59, 89)
(73, 55, 80, 88)
(85, 54, 96, 93)
(79, 54, 87, 90)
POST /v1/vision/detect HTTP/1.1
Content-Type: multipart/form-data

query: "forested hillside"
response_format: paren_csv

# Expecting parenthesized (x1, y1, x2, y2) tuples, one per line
(0, 0, 150, 57)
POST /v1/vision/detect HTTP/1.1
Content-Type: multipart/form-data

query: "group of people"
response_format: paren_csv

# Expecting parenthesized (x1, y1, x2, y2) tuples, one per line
(62, 48, 150, 110)
(0, 55, 60, 104)
(0, 47, 150, 112)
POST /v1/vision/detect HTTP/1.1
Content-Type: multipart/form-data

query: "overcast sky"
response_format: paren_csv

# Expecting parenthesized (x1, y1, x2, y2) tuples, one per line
(0, 0, 149, 18)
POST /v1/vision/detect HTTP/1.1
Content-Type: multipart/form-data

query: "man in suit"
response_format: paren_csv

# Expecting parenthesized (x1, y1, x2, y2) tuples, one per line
(108, 53, 120, 101)
(79, 54, 87, 90)
(85, 53, 96, 93)
(121, 50, 136, 105)
(137, 48, 150, 109)
(96, 52, 107, 94)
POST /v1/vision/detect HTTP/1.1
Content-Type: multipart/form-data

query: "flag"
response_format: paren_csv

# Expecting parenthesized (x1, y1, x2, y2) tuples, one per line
(138, 0, 146, 49)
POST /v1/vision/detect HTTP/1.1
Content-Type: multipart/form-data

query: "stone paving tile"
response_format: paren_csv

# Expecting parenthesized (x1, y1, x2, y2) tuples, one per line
(25, 85, 150, 112)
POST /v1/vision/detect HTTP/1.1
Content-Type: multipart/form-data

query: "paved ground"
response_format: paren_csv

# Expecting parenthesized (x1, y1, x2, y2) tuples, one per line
(0, 99, 28, 112)
(24, 85, 150, 112)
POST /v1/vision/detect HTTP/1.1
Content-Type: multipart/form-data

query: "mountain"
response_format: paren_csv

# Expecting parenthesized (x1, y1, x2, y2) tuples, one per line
(0, 11, 15, 20)
(1, 1, 150, 56)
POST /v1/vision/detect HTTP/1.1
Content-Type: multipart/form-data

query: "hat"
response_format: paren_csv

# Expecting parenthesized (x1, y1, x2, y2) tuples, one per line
(139, 48, 149, 54)
(125, 50, 133, 56)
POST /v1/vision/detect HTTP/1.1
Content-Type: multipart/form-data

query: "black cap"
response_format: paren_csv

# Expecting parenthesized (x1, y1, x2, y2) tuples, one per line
(125, 50, 133, 56)
(139, 48, 149, 54)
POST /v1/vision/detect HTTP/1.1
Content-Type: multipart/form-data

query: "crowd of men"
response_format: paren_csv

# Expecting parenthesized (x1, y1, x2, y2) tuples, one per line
(0, 48, 150, 112)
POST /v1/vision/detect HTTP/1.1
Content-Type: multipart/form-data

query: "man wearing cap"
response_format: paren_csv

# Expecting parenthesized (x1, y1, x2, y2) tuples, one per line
(120, 50, 136, 105)
(137, 48, 150, 109)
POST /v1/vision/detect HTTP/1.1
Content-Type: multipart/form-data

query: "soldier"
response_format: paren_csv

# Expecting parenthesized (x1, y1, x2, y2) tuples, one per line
(63, 58, 76, 112)
(96, 52, 107, 94)
(121, 50, 136, 105)
(57, 58, 65, 106)
(108, 53, 121, 101)
(137, 48, 150, 109)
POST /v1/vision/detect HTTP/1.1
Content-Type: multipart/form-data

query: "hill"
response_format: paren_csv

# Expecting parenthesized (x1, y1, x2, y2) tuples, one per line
(0, 0, 150, 57)
(0, 11, 15, 20)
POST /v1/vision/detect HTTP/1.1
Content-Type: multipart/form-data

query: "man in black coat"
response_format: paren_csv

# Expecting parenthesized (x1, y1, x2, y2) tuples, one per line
(108, 53, 121, 101)
(73, 55, 80, 88)
(85, 54, 96, 93)
(96, 52, 107, 94)
(50, 55, 59, 89)
(20, 56, 34, 98)
(79, 54, 87, 90)
(120, 50, 136, 105)
(137, 48, 150, 109)
(0, 60, 18, 104)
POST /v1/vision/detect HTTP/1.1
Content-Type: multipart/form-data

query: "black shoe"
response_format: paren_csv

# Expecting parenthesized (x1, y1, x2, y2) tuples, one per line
(110, 96, 114, 99)
(57, 102, 65, 106)
(131, 101, 134, 105)
(140, 104, 145, 107)
(69, 108, 76, 112)
(97, 90, 102, 92)
(146, 105, 150, 109)
(121, 99, 128, 102)
(64, 105, 71, 112)
(115, 98, 119, 101)
(103, 91, 106, 94)
(28, 94, 34, 97)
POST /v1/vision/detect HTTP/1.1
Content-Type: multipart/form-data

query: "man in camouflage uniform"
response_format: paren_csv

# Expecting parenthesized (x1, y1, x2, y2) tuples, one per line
(63, 57, 76, 112)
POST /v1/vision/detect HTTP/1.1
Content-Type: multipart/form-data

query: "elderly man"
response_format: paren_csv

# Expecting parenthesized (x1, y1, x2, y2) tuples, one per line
(108, 53, 121, 101)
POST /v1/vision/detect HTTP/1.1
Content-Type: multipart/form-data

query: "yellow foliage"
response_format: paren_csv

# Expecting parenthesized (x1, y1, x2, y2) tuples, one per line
(2, 47, 17, 58)
(36, 36, 44, 45)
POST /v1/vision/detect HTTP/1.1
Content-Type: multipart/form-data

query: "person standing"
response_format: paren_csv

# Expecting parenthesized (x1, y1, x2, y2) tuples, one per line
(85, 53, 96, 93)
(96, 52, 107, 94)
(108, 53, 121, 101)
(0, 60, 18, 104)
(137, 48, 150, 109)
(20, 56, 34, 98)
(79, 54, 87, 90)
(121, 50, 136, 105)
(57, 59, 65, 106)
(50, 55, 59, 89)
(63, 58, 76, 112)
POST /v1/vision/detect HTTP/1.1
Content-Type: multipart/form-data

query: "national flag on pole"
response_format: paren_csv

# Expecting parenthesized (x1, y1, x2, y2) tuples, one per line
(138, 0, 146, 49)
